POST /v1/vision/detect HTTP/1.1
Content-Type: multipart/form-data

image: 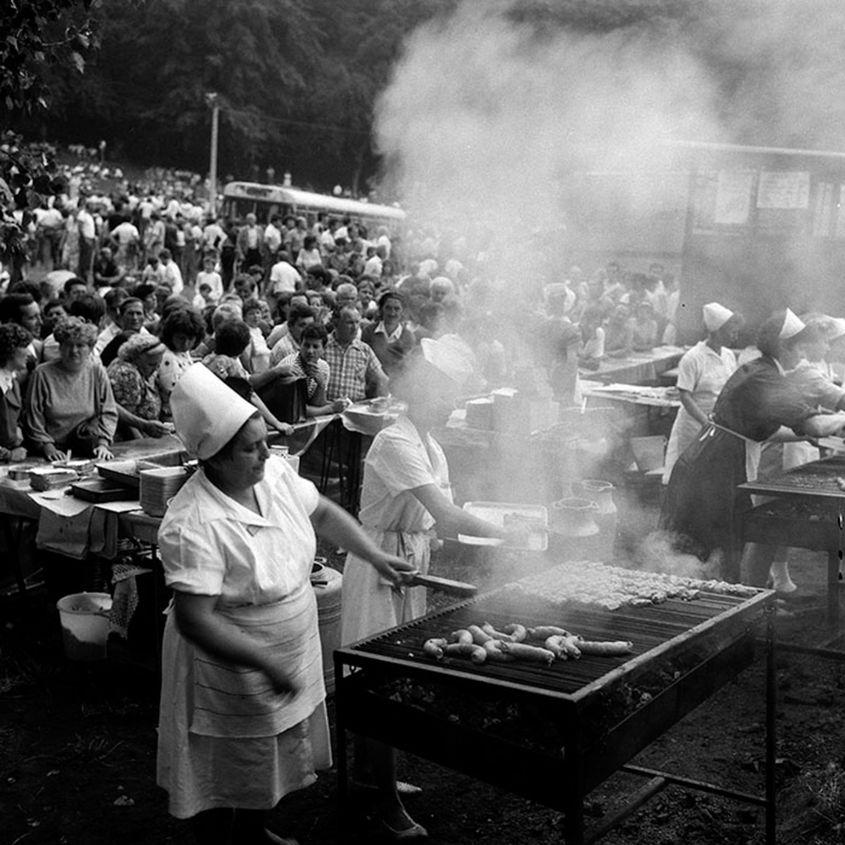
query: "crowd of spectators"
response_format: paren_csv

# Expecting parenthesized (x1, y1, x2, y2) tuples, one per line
(0, 175, 684, 462)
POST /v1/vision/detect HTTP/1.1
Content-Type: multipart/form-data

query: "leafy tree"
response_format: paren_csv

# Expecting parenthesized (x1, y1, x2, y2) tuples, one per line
(0, 0, 98, 116)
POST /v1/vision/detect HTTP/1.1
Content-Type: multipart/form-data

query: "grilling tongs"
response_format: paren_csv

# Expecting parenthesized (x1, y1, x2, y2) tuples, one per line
(406, 572, 478, 597)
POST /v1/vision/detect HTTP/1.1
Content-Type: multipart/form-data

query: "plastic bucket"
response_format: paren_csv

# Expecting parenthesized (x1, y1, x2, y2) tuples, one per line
(311, 562, 342, 695)
(56, 592, 112, 661)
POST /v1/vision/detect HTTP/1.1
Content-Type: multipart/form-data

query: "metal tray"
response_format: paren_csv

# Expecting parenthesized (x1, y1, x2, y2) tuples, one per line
(458, 501, 548, 551)
(96, 459, 162, 490)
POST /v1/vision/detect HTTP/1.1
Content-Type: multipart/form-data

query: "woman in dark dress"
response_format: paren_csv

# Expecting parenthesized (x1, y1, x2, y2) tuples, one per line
(660, 309, 845, 585)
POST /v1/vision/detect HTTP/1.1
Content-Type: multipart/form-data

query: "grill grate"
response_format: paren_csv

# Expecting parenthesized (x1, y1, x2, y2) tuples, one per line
(352, 590, 751, 695)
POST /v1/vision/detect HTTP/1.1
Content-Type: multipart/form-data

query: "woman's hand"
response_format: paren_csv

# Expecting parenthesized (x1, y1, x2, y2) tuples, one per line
(9, 447, 27, 463)
(43, 444, 66, 462)
(371, 551, 419, 587)
(272, 420, 294, 436)
(93, 444, 114, 461)
(329, 398, 349, 414)
(143, 420, 171, 438)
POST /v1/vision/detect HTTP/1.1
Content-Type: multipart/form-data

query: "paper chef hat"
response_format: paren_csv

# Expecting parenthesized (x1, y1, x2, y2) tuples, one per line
(702, 302, 734, 332)
(170, 364, 257, 460)
(778, 308, 806, 341)
(420, 337, 473, 388)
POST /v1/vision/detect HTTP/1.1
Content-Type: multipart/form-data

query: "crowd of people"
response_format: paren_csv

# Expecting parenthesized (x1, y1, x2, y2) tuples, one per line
(0, 177, 696, 466)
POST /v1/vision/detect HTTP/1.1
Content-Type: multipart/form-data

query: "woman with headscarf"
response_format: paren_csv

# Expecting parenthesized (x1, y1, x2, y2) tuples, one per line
(107, 334, 170, 440)
(24, 316, 118, 461)
(662, 303, 741, 484)
(157, 365, 415, 843)
(660, 309, 845, 586)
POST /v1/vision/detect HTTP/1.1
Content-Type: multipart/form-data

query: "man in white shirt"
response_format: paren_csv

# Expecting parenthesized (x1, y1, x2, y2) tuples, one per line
(268, 251, 302, 299)
(195, 254, 224, 301)
(363, 246, 383, 278)
(34, 202, 64, 270)
(110, 219, 140, 270)
(202, 216, 227, 252)
(159, 249, 184, 296)
(263, 214, 283, 268)
(76, 201, 97, 282)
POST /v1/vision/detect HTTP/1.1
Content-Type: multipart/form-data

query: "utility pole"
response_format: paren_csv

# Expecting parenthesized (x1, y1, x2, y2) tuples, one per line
(206, 92, 219, 215)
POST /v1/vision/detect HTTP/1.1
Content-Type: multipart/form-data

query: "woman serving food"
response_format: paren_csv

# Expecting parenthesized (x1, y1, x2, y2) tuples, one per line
(157, 364, 416, 844)
(661, 309, 845, 586)
(341, 339, 514, 840)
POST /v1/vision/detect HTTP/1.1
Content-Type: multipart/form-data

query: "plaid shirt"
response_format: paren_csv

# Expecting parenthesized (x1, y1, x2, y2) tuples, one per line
(280, 352, 329, 400)
(324, 335, 386, 401)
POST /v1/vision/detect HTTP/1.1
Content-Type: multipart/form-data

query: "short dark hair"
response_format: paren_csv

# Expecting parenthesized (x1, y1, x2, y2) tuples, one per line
(69, 294, 106, 325)
(378, 290, 405, 311)
(0, 323, 32, 365)
(62, 276, 87, 296)
(9, 280, 41, 301)
(103, 287, 129, 311)
(287, 303, 316, 326)
(119, 296, 144, 316)
(43, 297, 65, 315)
(214, 319, 251, 356)
(160, 307, 205, 348)
(0, 293, 35, 325)
(132, 283, 157, 301)
(242, 298, 262, 317)
(300, 323, 328, 345)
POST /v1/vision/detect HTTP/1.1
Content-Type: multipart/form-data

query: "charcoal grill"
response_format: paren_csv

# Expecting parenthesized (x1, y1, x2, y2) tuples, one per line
(335, 583, 776, 844)
(739, 455, 845, 634)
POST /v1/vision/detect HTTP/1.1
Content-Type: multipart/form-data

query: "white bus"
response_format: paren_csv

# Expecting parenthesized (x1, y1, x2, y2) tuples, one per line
(221, 181, 405, 235)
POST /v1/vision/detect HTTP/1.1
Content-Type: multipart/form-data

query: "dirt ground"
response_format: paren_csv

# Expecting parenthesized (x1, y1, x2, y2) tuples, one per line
(2, 491, 845, 845)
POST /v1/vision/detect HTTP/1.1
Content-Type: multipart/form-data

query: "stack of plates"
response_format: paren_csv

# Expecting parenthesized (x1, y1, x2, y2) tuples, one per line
(139, 467, 188, 517)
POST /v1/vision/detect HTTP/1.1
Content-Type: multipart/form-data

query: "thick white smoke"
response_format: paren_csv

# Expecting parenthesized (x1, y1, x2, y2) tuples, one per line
(375, 1, 725, 280)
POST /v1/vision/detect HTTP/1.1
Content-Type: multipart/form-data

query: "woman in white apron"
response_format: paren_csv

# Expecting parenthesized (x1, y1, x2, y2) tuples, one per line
(663, 303, 740, 484)
(661, 310, 845, 587)
(158, 364, 415, 844)
(341, 342, 508, 841)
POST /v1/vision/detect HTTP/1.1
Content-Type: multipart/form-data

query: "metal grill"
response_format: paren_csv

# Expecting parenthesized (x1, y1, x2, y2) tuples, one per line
(335, 580, 776, 845)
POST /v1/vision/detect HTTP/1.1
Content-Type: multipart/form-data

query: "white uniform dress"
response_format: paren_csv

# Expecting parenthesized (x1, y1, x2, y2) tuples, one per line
(663, 341, 737, 484)
(156, 456, 331, 819)
(341, 416, 452, 645)
(783, 358, 845, 469)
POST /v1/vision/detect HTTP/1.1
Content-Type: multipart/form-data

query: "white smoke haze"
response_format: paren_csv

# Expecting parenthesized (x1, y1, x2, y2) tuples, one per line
(376, 0, 845, 574)
(376, 0, 725, 281)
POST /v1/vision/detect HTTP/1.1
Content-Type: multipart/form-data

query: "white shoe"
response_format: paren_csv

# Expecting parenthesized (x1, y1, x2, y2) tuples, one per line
(771, 575, 797, 594)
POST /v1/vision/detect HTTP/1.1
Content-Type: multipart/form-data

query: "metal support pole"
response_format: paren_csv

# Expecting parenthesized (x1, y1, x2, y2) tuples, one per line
(765, 603, 777, 845)
(206, 92, 219, 216)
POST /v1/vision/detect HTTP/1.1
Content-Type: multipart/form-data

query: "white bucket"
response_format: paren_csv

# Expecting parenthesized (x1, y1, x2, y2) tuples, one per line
(311, 562, 342, 695)
(56, 592, 112, 661)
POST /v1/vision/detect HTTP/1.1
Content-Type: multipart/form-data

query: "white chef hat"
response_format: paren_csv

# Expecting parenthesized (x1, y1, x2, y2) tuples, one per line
(702, 302, 734, 332)
(824, 316, 845, 342)
(778, 308, 806, 341)
(419, 337, 473, 388)
(170, 364, 257, 460)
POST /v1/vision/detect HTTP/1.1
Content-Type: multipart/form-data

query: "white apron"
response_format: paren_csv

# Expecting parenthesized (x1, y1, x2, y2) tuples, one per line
(341, 423, 452, 646)
(156, 587, 330, 818)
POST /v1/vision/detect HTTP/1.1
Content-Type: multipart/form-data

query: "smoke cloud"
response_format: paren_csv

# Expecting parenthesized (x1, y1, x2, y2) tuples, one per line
(376, 0, 845, 289)
(375, 1, 724, 281)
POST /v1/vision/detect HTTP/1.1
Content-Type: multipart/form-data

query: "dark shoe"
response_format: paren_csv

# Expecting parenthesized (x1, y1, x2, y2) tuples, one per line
(379, 818, 428, 841)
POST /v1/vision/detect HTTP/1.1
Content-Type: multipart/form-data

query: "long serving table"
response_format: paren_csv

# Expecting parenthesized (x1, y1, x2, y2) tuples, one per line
(738, 455, 845, 653)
